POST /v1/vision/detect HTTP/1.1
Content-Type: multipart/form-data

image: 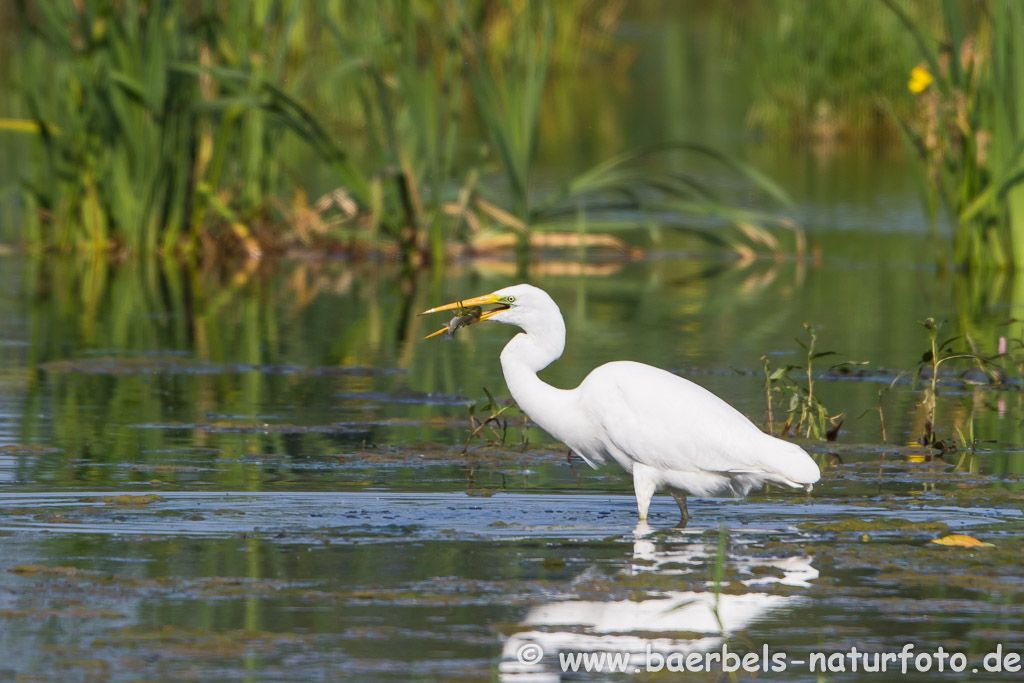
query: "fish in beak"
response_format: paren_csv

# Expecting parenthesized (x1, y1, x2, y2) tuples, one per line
(419, 293, 511, 340)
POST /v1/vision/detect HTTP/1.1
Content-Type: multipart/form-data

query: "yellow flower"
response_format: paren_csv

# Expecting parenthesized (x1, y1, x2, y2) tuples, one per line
(908, 65, 933, 94)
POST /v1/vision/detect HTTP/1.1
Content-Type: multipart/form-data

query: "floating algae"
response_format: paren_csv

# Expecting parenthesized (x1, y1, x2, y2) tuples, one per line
(102, 494, 164, 507)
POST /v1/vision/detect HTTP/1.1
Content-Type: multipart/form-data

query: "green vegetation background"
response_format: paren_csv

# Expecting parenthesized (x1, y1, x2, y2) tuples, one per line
(4, 1, 1018, 270)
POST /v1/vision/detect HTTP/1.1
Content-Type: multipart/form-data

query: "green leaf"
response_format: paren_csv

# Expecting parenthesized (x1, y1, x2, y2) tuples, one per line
(482, 386, 497, 411)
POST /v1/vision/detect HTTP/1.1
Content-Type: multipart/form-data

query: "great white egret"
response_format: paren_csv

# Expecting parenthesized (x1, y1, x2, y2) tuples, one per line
(421, 284, 820, 524)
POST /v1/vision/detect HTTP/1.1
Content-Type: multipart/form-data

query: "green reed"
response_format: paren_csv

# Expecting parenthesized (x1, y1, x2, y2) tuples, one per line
(2, 1, 359, 257)
(1, 0, 798, 267)
(739, 0, 924, 141)
(885, 0, 1024, 269)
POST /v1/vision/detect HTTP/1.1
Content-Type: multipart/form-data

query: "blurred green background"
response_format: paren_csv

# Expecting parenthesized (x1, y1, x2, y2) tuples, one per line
(4, 0, 1019, 268)
(5, 4, 1024, 680)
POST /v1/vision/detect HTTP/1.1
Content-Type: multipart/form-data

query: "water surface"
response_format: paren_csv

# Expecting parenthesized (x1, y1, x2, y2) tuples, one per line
(4, 210, 1024, 680)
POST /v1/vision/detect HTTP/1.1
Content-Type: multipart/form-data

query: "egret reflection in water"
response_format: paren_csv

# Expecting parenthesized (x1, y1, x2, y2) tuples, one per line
(499, 523, 817, 680)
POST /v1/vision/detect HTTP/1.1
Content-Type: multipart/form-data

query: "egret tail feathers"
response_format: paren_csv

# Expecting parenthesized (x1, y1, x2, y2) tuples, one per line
(573, 450, 603, 470)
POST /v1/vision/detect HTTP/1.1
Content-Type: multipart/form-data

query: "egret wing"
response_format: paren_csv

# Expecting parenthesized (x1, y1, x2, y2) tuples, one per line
(578, 361, 769, 476)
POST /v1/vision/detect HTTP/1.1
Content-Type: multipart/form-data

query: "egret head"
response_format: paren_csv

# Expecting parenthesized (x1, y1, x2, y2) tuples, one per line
(419, 283, 560, 339)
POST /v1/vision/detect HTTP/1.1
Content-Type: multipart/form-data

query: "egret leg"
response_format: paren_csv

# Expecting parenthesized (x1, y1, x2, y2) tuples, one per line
(669, 489, 689, 528)
(632, 463, 657, 522)
(566, 449, 582, 486)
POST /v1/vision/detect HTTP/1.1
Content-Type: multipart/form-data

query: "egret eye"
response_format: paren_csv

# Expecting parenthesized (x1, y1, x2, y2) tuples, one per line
(505, 296, 515, 303)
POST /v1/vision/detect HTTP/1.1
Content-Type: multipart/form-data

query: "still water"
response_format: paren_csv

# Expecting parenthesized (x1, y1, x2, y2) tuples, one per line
(5, 2, 1024, 679)
(3, 192, 1024, 681)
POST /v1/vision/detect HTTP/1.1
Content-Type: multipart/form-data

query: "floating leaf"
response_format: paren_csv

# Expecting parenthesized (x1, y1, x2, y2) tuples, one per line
(930, 534, 994, 548)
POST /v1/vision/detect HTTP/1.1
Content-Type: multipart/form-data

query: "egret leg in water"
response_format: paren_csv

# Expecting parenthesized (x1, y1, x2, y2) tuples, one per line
(669, 489, 689, 527)
(420, 284, 821, 524)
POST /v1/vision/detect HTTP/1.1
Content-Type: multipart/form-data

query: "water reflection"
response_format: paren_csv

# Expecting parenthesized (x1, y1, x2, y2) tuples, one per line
(7, 249, 1024, 493)
(7, 249, 1024, 678)
(630, 523, 818, 588)
(499, 523, 817, 680)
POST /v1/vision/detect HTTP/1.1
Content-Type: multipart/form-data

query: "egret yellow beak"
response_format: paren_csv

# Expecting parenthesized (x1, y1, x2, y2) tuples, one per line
(420, 293, 501, 315)
(419, 293, 509, 340)
(423, 327, 452, 340)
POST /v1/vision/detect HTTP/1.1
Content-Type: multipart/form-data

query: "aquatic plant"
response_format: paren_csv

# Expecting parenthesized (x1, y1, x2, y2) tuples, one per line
(3, 1, 362, 258)
(761, 356, 781, 435)
(1, 0, 801, 268)
(875, 387, 890, 444)
(885, 0, 1024, 269)
(909, 318, 951, 447)
(463, 387, 517, 454)
(952, 413, 978, 472)
(323, 1, 801, 271)
(899, 317, 997, 448)
(740, 0, 924, 141)
(764, 324, 844, 440)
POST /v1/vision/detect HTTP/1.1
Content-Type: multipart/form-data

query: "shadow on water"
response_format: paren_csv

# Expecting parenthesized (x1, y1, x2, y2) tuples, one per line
(4, 248, 1024, 680)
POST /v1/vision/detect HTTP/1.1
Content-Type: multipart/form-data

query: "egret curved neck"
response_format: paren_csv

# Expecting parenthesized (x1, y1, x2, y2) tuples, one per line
(496, 296, 566, 379)
(499, 327, 577, 442)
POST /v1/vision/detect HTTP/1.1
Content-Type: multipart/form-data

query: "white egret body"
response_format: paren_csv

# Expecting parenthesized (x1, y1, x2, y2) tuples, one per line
(422, 284, 820, 524)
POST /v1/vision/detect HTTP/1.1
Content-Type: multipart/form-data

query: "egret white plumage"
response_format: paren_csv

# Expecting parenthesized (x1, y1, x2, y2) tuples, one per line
(421, 284, 820, 525)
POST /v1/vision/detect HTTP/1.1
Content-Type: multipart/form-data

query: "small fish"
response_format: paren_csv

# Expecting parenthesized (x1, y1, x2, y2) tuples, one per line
(444, 305, 483, 340)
